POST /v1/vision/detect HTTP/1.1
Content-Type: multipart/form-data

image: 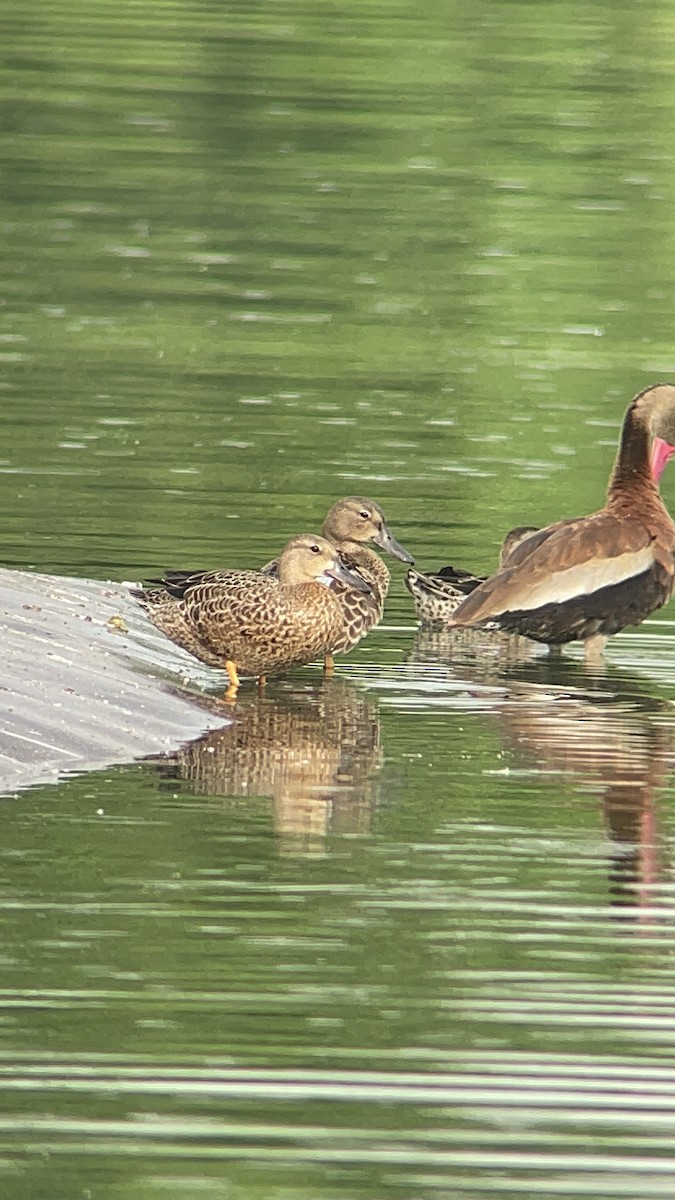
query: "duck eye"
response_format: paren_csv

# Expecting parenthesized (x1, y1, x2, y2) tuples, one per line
(310, 544, 321, 554)
(359, 510, 370, 519)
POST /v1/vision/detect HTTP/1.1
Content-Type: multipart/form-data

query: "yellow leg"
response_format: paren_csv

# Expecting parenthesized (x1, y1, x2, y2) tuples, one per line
(224, 659, 240, 701)
(324, 654, 335, 677)
(257, 674, 267, 694)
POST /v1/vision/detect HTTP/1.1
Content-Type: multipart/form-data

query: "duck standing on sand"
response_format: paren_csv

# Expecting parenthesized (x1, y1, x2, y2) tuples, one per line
(447, 384, 675, 660)
(132, 534, 370, 699)
(405, 526, 538, 626)
(264, 496, 414, 670)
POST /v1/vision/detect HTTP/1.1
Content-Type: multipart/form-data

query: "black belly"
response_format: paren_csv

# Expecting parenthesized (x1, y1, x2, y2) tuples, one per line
(480, 566, 673, 645)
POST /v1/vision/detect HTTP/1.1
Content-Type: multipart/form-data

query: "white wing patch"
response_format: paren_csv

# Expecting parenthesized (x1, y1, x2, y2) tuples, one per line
(492, 544, 656, 615)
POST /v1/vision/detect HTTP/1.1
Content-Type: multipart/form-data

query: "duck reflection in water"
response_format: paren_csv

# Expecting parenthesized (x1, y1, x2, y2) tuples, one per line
(495, 682, 672, 918)
(409, 625, 538, 674)
(408, 632, 672, 916)
(156, 678, 382, 856)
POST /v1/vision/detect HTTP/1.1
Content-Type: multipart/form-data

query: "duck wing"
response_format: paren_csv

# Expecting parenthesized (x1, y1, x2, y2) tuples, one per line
(449, 512, 668, 628)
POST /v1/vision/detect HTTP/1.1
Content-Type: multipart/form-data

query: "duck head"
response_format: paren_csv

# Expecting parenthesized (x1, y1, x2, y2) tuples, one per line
(322, 496, 414, 563)
(278, 534, 371, 593)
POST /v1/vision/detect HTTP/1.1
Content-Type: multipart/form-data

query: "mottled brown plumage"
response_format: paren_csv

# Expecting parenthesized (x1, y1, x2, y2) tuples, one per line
(131, 534, 370, 696)
(264, 496, 414, 658)
(448, 384, 675, 659)
(405, 526, 538, 626)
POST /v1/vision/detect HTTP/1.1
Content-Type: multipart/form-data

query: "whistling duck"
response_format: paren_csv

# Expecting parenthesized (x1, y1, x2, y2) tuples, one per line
(264, 496, 414, 670)
(131, 534, 370, 699)
(447, 384, 675, 660)
(405, 526, 539, 625)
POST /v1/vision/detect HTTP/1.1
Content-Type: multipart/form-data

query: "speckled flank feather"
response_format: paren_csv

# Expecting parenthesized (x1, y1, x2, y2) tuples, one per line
(404, 565, 483, 625)
(328, 540, 390, 652)
(131, 534, 368, 681)
(132, 584, 225, 669)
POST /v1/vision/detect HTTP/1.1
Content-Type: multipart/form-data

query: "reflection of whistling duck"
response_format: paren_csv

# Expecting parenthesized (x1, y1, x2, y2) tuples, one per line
(494, 684, 671, 913)
(447, 384, 675, 660)
(405, 526, 538, 625)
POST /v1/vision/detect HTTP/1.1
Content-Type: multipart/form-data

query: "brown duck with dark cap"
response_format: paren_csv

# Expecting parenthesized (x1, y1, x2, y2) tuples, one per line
(447, 384, 675, 660)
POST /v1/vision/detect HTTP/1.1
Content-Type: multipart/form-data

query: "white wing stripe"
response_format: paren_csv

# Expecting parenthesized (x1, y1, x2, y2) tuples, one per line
(491, 545, 655, 614)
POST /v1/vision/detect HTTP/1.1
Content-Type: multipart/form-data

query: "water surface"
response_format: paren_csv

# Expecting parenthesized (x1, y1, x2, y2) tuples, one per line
(4, 0, 675, 1197)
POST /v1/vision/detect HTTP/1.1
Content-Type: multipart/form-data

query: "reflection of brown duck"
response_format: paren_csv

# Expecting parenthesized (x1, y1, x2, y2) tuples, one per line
(406, 634, 673, 912)
(407, 625, 537, 677)
(494, 685, 674, 913)
(158, 679, 382, 854)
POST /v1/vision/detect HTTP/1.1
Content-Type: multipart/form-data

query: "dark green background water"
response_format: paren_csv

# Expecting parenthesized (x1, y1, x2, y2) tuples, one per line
(4, 0, 675, 1197)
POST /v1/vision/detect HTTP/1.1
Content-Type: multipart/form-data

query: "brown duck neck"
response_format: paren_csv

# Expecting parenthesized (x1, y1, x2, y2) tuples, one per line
(608, 404, 656, 497)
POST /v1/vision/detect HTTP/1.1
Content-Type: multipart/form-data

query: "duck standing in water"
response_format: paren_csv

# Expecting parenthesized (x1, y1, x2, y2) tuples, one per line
(405, 526, 539, 625)
(264, 496, 414, 671)
(131, 534, 370, 699)
(447, 384, 675, 660)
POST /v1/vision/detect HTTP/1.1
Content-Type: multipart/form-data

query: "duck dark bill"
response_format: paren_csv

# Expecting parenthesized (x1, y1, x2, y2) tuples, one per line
(373, 523, 415, 564)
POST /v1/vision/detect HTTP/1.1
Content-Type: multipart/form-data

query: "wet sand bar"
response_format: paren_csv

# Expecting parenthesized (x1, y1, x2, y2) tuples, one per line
(0, 568, 231, 795)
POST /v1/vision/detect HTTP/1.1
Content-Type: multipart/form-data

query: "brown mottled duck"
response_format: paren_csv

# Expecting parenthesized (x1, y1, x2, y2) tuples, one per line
(264, 496, 414, 671)
(131, 533, 370, 700)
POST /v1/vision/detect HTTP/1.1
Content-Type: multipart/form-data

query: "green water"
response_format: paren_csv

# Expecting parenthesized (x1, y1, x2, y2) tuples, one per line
(4, 0, 675, 1196)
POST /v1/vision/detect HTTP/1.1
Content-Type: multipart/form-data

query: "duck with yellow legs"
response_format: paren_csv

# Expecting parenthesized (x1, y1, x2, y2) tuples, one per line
(131, 533, 370, 700)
